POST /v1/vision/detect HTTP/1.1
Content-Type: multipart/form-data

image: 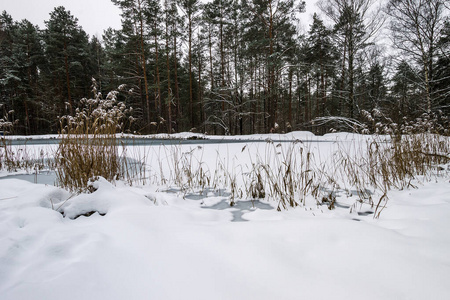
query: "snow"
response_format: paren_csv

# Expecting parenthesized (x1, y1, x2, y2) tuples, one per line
(1, 133, 449, 300)
(1, 130, 377, 142)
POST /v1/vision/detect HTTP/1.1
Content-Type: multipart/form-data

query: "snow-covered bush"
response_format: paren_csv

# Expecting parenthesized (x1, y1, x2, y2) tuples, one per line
(58, 79, 133, 136)
(359, 109, 449, 136)
(0, 107, 15, 135)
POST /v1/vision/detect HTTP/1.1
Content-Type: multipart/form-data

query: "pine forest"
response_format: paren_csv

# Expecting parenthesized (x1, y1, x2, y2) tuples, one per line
(0, 0, 449, 135)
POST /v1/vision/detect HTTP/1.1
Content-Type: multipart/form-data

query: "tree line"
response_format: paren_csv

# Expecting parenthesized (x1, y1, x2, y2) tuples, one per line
(0, 0, 449, 135)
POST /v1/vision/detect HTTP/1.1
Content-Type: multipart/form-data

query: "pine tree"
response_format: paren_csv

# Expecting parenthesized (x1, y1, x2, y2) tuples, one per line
(390, 60, 421, 124)
(112, 0, 153, 130)
(0, 12, 20, 133)
(12, 20, 45, 134)
(243, 0, 305, 132)
(43, 6, 91, 117)
(433, 20, 450, 120)
(318, 0, 383, 120)
(307, 13, 337, 123)
(179, 0, 201, 130)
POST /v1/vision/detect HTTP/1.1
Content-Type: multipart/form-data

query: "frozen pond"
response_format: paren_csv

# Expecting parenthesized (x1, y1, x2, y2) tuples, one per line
(5, 137, 334, 146)
(0, 170, 57, 185)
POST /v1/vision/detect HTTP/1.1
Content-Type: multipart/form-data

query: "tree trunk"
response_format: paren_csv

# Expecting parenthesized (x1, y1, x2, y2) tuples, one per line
(166, 15, 172, 134)
(198, 48, 204, 132)
(137, 0, 151, 127)
(288, 68, 293, 129)
(63, 36, 72, 115)
(173, 25, 180, 131)
(209, 25, 214, 90)
(154, 21, 162, 123)
(267, 2, 275, 132)
(188, 12, 194, 129)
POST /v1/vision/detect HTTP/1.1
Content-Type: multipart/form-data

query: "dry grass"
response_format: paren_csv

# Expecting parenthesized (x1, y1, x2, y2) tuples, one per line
(55, 134, 121, 192)
(143, 133, 448, 217)
(332, 133, 449, 216)
(2, 103, 448, 218)
(55, 81, 137, 192)
(0, 138, 54, 173)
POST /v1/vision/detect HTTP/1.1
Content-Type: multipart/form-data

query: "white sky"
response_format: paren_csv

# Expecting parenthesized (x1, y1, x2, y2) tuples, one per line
(1, 0, 123, 38)
(1, 0, 319, 39)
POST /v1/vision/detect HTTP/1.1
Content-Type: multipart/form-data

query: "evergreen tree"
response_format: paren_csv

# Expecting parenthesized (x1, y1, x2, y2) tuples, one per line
(179, 0, 201, 130)
(318, 0, 383, 120)
(0, 13, 47, 134)
(307, 13, 337, 123)
(201, 0, 232, 134)
(365, 61, 386, 112)
(88, 36, 107, 93)
(0, 1, 446, 135)
(12, 20, 45, 134)
(243, 0, 305, 132)
(43, 6, 91, 118)
(0, 12, 20, 133)
(390, 60, 422, 124)
(433, 20, 450, 119)
(112, 0, 153, 131)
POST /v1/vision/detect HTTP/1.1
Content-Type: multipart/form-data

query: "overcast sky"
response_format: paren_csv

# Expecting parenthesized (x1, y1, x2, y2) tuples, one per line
(2, 0, 122, 38)
(2, 0, 319, 39)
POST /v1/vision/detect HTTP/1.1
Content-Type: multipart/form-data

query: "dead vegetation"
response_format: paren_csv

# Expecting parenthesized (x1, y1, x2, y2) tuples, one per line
(54, 80, 138, 192)
(2, 93, 448, 217)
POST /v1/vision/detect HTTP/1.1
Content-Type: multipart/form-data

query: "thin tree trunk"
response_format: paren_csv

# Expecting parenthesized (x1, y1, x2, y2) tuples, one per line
(209, 25, 214, 90)
(348, 44, 354, 119)
(154, 21, 162, 121)
(137, 0, 151, 127)
(198, 46, 204, 132)
(173, 24, 180, 131)
(26, 41, 32, 134)
(166, 14, 172, 134)
(250, 57, 255, 133)
(288, 68, 293, 129)
(219, 4, 225, 133)
(188, 12, 194, 129)
(267, 1, 276, 132)
(63, 36, 72, 115)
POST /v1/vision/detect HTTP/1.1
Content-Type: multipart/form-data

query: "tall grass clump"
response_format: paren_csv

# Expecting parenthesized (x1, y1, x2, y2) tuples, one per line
(155, 145, 213, 195)
(0, 138, 13, 171)
(1, 116, 48, 172)
(1, 141, 55, 177)
(332, 131, 449, 217)
(241, 140, 325, 210)
(1, 112, 14, 171)
(0, 139, 44, 172)
(55, 79, 134, 192)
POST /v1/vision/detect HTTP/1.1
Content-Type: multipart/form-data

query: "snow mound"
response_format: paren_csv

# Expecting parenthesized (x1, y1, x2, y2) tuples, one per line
(61, 177, 153, 219)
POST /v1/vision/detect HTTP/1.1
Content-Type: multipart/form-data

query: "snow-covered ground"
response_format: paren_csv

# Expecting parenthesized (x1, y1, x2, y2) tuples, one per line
(0, 132, 449, 300)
